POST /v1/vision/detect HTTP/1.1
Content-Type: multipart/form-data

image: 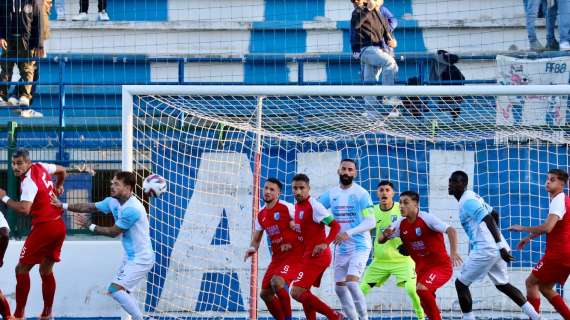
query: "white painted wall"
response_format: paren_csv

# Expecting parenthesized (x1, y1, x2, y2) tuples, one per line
(0, 240, 125, 317)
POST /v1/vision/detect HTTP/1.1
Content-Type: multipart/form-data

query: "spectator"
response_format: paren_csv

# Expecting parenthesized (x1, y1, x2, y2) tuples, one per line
(351, 0, 399, 106)
(72, 0, 109, 21)
(0, 0, 45, 108)
(525, 0, 558, 51)
(560, 0, 570, 50)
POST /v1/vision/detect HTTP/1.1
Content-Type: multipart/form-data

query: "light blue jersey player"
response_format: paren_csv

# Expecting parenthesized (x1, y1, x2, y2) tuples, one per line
(319, 159, 375, 320)
(54, 172, 155, 320)
(449, 171, 540, 320)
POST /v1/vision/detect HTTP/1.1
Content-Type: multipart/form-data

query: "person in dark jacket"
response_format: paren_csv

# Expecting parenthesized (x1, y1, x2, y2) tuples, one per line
(351, 0, 399, 106)
(0, 0, 44, 107)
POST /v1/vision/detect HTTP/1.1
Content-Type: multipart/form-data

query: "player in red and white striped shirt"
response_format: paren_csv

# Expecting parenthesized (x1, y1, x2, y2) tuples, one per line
(0, 210, 11, 319)
(510, 169, 570, 319)
(244, 178, 303, 320)
(0, 149, 67, 320)
(378, 191, 461, 320)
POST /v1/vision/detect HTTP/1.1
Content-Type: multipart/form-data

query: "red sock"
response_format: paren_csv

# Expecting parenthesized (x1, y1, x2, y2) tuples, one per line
(417, 289, 441, 320)
(265, 295, 284, 320)
(0, 290, 11, 319)
(276, 287, 292, 319)
(15, 273, 30, 318)
(296, 290, 336, 319)
(527, 296, 541, 313)
(548, 294, 570, 320)
(302, 304, 317, 320)
(41, 273, 56, 317)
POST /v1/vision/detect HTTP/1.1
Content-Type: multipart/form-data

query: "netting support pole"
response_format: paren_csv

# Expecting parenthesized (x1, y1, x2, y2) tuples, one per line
(6, 121, 19, 237)
(121, 87, 134, 172)
(250, 95, 264, 320)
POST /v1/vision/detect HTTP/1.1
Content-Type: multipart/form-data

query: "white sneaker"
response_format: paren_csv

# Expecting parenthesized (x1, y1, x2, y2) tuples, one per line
(560, 41, 570, 51)
(19, 109, 44, 118)
(7, 96, 19, 105)
(18, 97, 30, 107)
(72, 12, 88, 21)
(98, 11, 110, 21)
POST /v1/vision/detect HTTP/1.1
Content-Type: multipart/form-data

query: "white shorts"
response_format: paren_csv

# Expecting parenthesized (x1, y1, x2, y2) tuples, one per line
(0, 211, 9, 231)
(112, 260, 153, 292)
(458, 250, 509, 286)
(333, 250, 370, 282)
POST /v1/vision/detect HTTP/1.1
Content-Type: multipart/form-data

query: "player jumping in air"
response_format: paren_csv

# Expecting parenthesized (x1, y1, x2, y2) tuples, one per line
(289, 173, 343, 320)
(319, 159, 375, 320)
(244, 178, 303, 320)
(509, 169, 570, 319)
(52, 171, 155, 320)
(378, 191, 461, 320)
(0, 210, 11, 319)
(0, 148, 67, 320)
(360, 181, 424, 320)
(448, 171, 540, 320)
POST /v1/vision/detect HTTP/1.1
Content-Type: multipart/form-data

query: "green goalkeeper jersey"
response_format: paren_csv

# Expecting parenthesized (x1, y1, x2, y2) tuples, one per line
(372, 202, 409, 263)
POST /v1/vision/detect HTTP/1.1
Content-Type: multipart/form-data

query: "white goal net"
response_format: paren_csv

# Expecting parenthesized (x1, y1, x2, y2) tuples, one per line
(122, 85, 570, 319)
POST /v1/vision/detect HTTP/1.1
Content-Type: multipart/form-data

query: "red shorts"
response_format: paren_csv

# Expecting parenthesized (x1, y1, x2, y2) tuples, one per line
(416, 262, 453, 292)
(291, 253, 331, 289)
(532, 255, 570, 285)
(20, 219, 66, 265)
(261, 258, 302, 289)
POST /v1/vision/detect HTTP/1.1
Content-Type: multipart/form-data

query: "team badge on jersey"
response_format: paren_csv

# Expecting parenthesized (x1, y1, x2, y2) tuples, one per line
(299, 211, 304, 219)
(415, 227, 422, 236)
(274, 212, 280, 220)
(391, 215, 397, 223)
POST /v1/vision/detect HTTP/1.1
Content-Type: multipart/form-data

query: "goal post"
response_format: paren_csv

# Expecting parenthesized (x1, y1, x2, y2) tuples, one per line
(122, 84, 570, 319)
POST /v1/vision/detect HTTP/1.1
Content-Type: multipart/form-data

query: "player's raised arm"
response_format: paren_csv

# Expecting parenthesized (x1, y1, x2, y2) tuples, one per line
(509, 214, 560, 235)
(0, 211, 9, 268)
(51, 164, 67, 195)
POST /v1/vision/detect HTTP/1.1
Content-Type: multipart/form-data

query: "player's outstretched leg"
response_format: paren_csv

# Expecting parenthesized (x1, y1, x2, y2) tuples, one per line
(335, 283, 357, 320)
(346, 280, 368, 320)
(404, 279, 424, 320)
(271, 276, 292, 320)
(455, 279, 475, 320)
(538, 282, 570, 319)
(291, 286, 342, 320)
(108, 284, 144, 320)
(0, 289, 11, 320)
(495, 283, 540, 320)
(39, 259, 57, 319)
(416, 287, 441, 320)
(260, 288, 284, 320)
(14, 263, 33, 319)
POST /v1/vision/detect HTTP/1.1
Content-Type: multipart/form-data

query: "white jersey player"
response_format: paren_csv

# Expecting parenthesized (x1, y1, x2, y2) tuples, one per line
(448, 171, 540, 320)
(319, 159, 375, 320)
(52, 171, 154, 320)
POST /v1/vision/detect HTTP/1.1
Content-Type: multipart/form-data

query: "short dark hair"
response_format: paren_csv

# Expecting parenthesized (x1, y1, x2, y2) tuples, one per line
(377, 180, 394, 189)
(292, 173, 310, 184)
(450, 170, 469, 186)
(548, 169, 569, 183)
(340, 158, 357, 169)
(12, 148, 30, 161)
(400, 191, 420, 204)
(265, 177, 283, 191)
(114, 171, 137, 190)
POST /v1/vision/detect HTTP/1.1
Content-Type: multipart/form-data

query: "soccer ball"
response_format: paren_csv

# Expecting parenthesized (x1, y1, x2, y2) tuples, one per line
(143, 174, 167, 197)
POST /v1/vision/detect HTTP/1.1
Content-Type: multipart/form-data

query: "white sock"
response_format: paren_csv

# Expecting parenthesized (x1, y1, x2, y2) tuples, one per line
(335, 284, 358, 320)
(462, 311, 475, 320)
(521, 301, 541, 320)
(346, 281, 368, 320)
(111, 290, 144, 320)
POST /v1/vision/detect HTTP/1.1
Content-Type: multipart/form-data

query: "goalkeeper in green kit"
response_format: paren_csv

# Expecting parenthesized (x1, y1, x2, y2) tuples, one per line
(360, 181, 425, 320)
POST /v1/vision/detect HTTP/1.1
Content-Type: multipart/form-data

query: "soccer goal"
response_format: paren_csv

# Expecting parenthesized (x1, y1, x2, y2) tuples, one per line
(122, 84, 570, 319)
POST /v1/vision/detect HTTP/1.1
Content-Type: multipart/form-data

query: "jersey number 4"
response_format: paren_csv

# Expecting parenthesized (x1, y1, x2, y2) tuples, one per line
(42, 173, 56, 198)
